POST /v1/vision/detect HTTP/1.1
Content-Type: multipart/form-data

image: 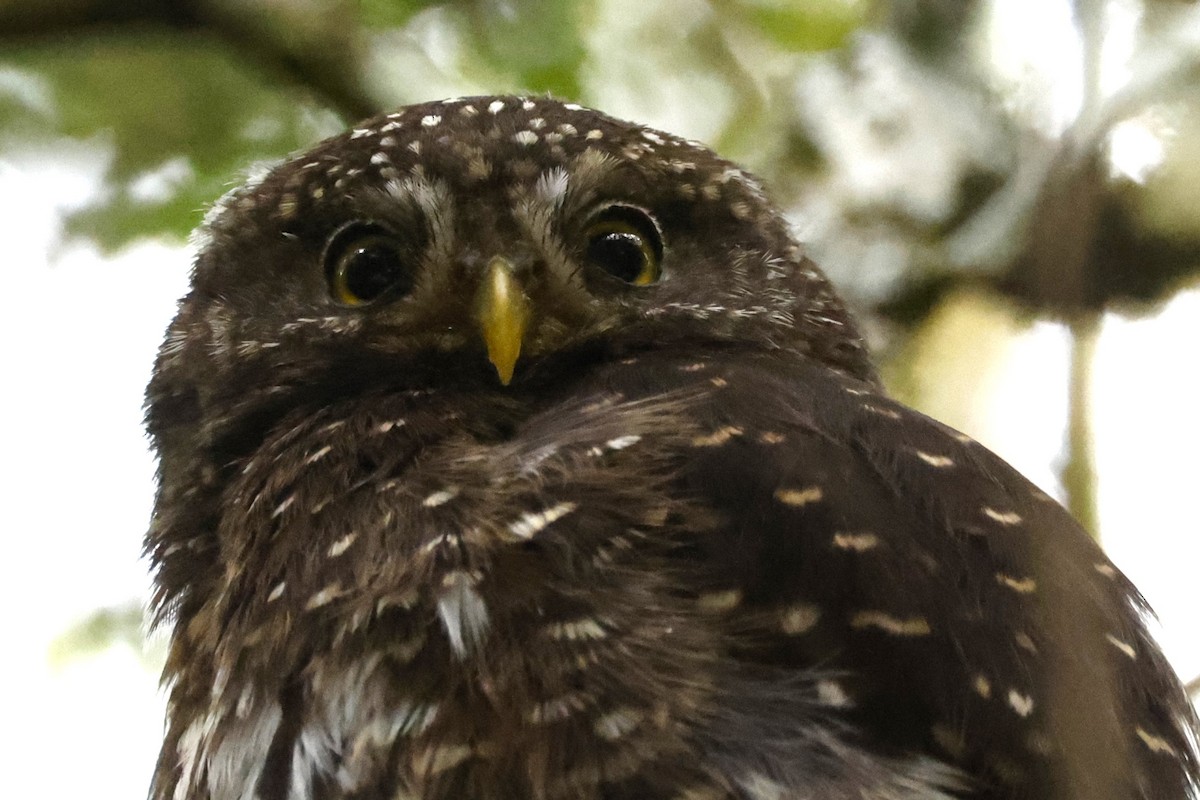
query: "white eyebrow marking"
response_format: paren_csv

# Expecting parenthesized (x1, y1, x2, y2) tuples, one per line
(535, 167, 570, 208)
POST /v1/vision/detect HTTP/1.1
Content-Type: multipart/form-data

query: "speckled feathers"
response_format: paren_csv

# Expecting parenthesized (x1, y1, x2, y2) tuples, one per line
(145, 96, 1198, 800)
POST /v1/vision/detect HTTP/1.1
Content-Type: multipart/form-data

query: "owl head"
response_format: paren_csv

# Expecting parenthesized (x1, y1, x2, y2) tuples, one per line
(149, 96, 870, 444)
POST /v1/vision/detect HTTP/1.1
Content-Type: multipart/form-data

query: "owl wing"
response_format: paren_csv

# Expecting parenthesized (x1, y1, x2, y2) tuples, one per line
(583, 347, 1199, 800)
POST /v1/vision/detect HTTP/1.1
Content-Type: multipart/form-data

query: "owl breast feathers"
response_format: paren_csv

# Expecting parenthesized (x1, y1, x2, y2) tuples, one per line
(144, 96, 1199, 800)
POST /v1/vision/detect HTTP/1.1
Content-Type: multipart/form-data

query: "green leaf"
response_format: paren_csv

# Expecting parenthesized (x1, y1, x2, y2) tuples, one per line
(466, 0, 587, 98)
(360, 0, 443, 28)
(48, 601, 163, 670)
(741, 0, 868, 52)
(0, 30, 343, 251)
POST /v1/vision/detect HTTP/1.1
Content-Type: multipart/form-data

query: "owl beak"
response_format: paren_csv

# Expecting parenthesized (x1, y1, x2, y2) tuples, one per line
(475, 256, 531, 385)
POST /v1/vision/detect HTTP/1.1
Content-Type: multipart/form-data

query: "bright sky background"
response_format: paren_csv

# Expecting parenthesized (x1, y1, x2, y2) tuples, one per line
(0, 2, 1197, 798)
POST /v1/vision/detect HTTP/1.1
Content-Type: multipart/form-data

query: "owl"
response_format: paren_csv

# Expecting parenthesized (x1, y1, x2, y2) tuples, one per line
(145, 96, 1198, 800)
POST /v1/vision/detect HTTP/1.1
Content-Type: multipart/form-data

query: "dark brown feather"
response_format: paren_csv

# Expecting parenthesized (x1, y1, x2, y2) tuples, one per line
(145, 96, 1198, 800)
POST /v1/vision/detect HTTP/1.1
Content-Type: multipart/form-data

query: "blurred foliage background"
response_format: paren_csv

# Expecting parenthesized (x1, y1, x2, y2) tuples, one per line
(1, 1, 1197, 797)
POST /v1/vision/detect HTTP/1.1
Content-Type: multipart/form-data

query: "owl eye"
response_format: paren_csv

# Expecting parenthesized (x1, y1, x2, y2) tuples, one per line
(326, 224, 415, 306)
(584, 206, 663, 286)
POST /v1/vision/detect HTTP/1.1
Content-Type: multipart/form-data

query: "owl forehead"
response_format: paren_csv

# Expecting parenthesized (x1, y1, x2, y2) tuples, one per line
(242, 96, 769, 228)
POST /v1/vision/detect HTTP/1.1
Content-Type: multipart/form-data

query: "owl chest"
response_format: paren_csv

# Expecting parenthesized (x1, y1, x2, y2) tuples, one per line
(180, 389, 746, 797)
(198, 537, 723, 800)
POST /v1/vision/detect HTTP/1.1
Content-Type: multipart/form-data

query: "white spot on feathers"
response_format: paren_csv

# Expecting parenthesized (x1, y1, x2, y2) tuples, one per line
(850, 611, 932, 636)
(305, 583, 343, 610)
(422, 487, 459, 507)
(816, 679, 852, 708)
(593, 707, 644, 741)
(916, 451, 955, 467)
(1106, 634, 1136, 659)
(305, 445, 332, 464)
(984, 507, 1023, 525)
(832, 532, 880, 552)
(327, 532, 358, 558)
(605, 434, 641, 450)
(691, 426, 742, 447)
(437, 571, 489, 658)
(545, 617, 609, 641)
(774, 486, 823, 507)
(696, 589, 743, 612)
(996, 573, 1037, 593)
(507, 501, 577, 540)
(1136, 726, 1177, 755)
(1007, 689, 1035, 717)
(779, 603, 821, 634)
(271, 494, 296, 518)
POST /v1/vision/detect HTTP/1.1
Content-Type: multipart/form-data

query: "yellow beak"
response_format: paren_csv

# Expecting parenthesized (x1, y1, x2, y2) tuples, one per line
(474, 256, 530, 385)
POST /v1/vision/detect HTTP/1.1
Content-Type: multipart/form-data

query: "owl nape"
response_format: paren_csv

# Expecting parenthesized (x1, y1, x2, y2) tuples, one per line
(145, 96, 1198, 800)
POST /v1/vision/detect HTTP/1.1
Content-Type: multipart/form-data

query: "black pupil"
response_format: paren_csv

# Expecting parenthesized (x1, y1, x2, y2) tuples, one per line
(344, 241, 409, 301)
(587, 231, 646, 283)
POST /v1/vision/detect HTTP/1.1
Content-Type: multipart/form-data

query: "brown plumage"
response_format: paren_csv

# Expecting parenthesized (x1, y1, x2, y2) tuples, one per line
(145, 96, 1198, 800)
